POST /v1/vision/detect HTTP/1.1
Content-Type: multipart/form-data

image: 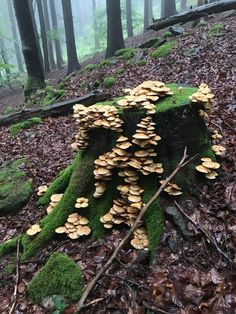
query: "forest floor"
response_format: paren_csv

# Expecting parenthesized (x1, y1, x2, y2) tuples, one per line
(0, 15, 236, 314)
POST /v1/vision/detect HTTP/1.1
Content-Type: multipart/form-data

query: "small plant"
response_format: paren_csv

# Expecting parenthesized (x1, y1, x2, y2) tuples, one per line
(9, 117, 42, 136)
(151, 41, 177, 59)
(207, 23, 224, 37)
(85, 63, 97, 71)
(162, 31, 173, 39)
(136, 60, 148, 67)
(103, 76, 116, 88)
(52, 295, 68, 314)
(3, 105, 19, 115)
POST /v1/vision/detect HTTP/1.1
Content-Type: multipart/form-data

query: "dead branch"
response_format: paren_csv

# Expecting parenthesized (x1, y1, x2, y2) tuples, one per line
(77, 148, 196, 312)
(9, 238, 20, 314)
(174, 201, 236, 268)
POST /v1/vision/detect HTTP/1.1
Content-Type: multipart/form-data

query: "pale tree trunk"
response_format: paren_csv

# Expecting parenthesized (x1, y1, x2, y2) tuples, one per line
(161, 0, 177, 18)
(93, 0, 100, 50)
(126, 0, 133, 37)
(61, 0, 81, 75)
(106, 0, 125, 58)
(13, 0, 45, 96)
(181, 0, 187, 10)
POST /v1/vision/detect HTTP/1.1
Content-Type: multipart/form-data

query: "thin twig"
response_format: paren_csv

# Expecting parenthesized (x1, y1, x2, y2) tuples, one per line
(77, 148, 194, 312)
(143, 301, 171, 314)
(174, 201, 236, 268)
(9, 238, 21, 314)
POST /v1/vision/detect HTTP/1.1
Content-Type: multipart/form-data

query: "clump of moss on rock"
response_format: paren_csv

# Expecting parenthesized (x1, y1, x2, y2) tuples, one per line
(9, 117, 42, 136)
(115, 48, 138, 60)
(151, 40, 177, 59)
(136, 60, 148, 67)
(85, 63, 97, 71)
(28, 252, 83, 304)
(103, 76, 116, 88)
(162, 31, 173, 39)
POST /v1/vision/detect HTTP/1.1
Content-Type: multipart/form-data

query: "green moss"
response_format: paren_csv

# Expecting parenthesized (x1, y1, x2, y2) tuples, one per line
(85, 63, 97, 71)
(198, 132, 215, 161)
(97, 60, 113, 69)
(9, 117, 42, 136)
(58, 82, 65, 89)
(151, 40, 177, 59)
(115, 48, 138, 60)
(103, 76, 116, 88)
(136, 60, 148, 67)
(3, 106, 19, 115)
(24, 76, 46, 97)
(208, 23, 224, 35)
(5, 261, 15, 276)
(0, 236, 20, 259)
(162, 31, 173, 39)
(28, 253, 83, 304)
(37, 162, 75, 206)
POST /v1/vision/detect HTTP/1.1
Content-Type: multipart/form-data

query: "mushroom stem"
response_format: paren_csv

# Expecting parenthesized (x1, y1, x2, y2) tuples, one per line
(76, 147, 195, 311)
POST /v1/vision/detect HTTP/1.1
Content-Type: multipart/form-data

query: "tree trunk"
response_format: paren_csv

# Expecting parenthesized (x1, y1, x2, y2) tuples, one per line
(7, 0, 24, 73)
(198, 0, 208, 6)
(36, 0, 50, 73)
(161, 0, 177, 18)
(144, 0, 149, 32)
(148, 0, 153, 24)
(126, 0, 133, 37)
(13, 0, 45, 96)
(106, 0, 125, 58)
(42, 0, 56, 70)
(61, 0, 81, 75)
(49, 0, 63, 69)
(93, 0, 100, 50)
(181, 0, 187, 10)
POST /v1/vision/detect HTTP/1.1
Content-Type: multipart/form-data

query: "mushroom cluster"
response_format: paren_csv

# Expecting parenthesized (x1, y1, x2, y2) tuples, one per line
(160, 180, 183, 196)
(212, 130, 223, 140)
(72, 104, 124, 150)
(130, 227, 149, 250)
(118, 81, 173, 111)
(196, 157, 220, 179)
(75, 197, 89, 209)
(37, 185, 48, 196)
(55, 213, 91, 239)
(189, 83, 214, 110)
(26, 224, 41, 236)
(46, 193, 63, 214)
(212, 145, 226, 156)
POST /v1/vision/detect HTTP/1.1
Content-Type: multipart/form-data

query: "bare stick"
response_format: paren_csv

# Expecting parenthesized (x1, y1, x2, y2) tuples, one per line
(77, 148, 194, 311)
(9, 238, 20, 314)
(174, 201, 236, 268)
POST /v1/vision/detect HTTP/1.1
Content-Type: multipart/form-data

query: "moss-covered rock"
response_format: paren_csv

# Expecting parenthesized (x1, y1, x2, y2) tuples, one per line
(151, 40, 177, 59)
(28, 252, 83, 304)
(103, 76, 116, 88)
(0, 159, 33, 216)
(9, 117, 42, 136)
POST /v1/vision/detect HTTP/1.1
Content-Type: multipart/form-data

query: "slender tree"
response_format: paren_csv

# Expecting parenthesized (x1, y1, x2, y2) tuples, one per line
(106, 0, 125, 58)
(7, 0, 24, 72)
(42, 0, 56, 70)
(181, 0, 187, 10)
(126, 0, 133, 37)
(161, 0, 177, 18)
(49, 0, 63, 69)
(13, 0, 45, 95)
(61, 0, 80, 74)
(144, 0, 149, 32)
(93, 0, 100, 50)
(36, 0, 50, 73)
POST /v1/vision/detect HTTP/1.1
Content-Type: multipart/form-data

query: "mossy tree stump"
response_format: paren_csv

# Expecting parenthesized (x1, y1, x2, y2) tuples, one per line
(0, 84, 214, 261)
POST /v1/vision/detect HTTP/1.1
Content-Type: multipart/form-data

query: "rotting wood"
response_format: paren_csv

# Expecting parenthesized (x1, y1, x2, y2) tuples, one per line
(76, 148, 196, 312)
(0, 91, 105, 127)
(149, 0, 236, 31)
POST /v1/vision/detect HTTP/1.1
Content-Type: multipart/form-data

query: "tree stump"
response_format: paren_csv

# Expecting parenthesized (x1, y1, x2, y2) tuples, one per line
(0, 83, 215, 261)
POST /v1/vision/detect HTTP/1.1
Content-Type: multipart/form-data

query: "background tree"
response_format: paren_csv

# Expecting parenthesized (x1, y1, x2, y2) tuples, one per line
(7, 0, 24, 73)
(93, 0, 100, 50)
(181, 0, 187, 10)
(49, 0, 63, 69)
(144, 0, 149, 32)
(61, 0, 81, 75)
(106, 0, 125, 58)
(42, 0, 56, 70)
(36, 0, 50, 73)
(126, 0, 133, 37)
(13, 0, 45, 95)
(161, 0, 177, 18)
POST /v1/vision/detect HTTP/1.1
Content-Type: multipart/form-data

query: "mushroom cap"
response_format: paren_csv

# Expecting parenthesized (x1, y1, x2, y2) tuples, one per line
(50, 194, 63, 203)
(133, 133, 149, 140)
(202, 161, 220, 169)
(46, 205, 54, 214)
(26, 224, 41, 236)
(79, 217, 89, 225)
(101, 212, 113, 222)
(128, 195, 142, 203)
(77, 226, 91, 236)
(134, 150, 149, 157)
(205, 170, 218, 179)
(68, 232, 79, 239)
(67, 217, 78, 223)
(201, 157, 212, 162)
(117, 136, 129, 142)
(55, 226, 67, 234)
(196, 165, 210, 173)
(130, 239, 144, 250)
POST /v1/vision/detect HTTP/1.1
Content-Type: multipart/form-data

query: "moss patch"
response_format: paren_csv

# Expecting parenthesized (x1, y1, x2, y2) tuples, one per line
(0, 236, 20, 259)
(151, 40, 177, 59)
(28, 252, 83, 304)
(9, 117, 42, 136)
(85, 63, 97, 71)
(207, 23, 224, 36)
(103, 76, 116, 88)
(115, 48, 138, 60)
(136, 60, 148, 67)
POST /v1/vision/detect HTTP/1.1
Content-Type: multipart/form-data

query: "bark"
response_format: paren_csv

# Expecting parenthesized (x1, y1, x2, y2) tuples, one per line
(144, 0, 149, 32)
(93, 0, 100, 49)
(126, 0, 133, 37)
(106, 0, 125, 58)
(7, 0, 24, 73)
(198, 0, 208, 6)
(148, 0, 153, 23)
(181, 0, 187, 10)
(42, 0, 56, 70)
(150, 0, 236, 31)
(36, 0, 50, 73)
(161, 0, 177, 18)
(13, 0, 45, 96)
(61, 0, 81, 75)
(49, 0, 63, 69)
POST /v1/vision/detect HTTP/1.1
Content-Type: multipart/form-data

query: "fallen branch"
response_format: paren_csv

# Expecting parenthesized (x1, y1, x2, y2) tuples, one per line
(174, 201, 236, 268)
(143, 301, 170, 314)
(149, 0, 236, 31)
(9, 238, 20, 314)
(77, 148, 196, 312)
